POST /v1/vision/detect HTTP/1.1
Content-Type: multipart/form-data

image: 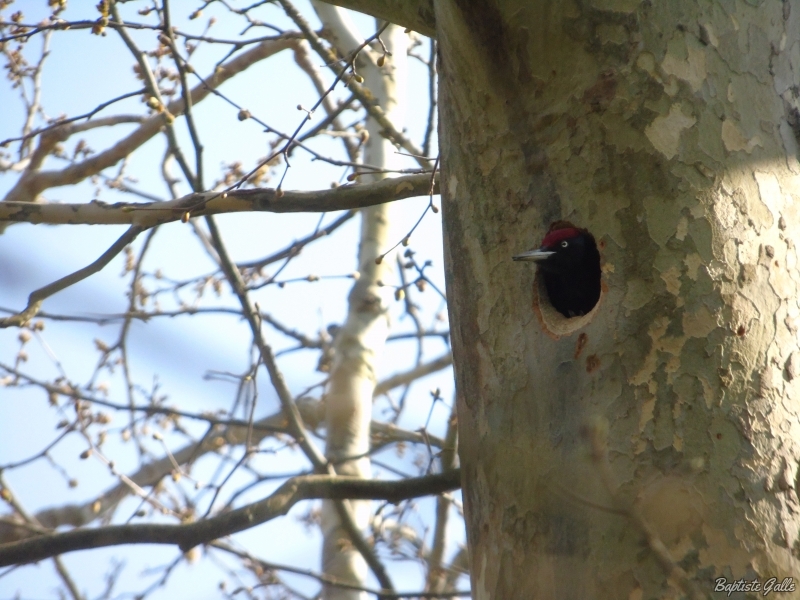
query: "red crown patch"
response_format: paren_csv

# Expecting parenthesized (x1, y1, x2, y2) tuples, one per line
(541, 227, 582, 248)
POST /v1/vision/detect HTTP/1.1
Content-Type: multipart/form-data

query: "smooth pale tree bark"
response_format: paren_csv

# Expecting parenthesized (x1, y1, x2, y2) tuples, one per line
(318, 0, 435, 37)
(312, 7, 408, 598)
(432, 1, 800, 598)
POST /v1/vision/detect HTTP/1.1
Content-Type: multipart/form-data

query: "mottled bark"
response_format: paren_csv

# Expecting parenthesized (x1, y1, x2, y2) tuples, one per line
(437, 0, 800, 597)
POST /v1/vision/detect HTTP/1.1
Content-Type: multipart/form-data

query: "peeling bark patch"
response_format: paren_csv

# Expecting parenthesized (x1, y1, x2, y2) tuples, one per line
(638, 397, 656, 441)
(447, 175, 458, 199)
(586, 354, 600, 373)
(660, 30, 707, 92)
(660, 266, 682, 295)
(623, 278, 650, 312)
(785, 352, 799, 381)
(777, 460, 794, 491)
(515, 27, 532, 84)
(754, 171, 783, 228)
(582, 70, 618, 113)
(637, 477, 705, 547)
(699, 23, 718, 47)
(684, 253, 703, 280)
(574, 333, 589, 359)
(721, 120, 762, 153)
(645, 104, 696, 159)
(682, 304, 716, 338)
(629, 316, 684, 387)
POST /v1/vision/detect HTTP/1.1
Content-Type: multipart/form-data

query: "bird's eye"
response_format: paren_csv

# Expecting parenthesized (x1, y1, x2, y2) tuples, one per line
(560, 240, 569, 248)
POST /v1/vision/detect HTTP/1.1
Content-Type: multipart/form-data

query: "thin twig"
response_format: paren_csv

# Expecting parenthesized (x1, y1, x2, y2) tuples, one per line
(277, 0, 429, 167)
(0, 90, 146, 147)
(0, 225, 144, 328)
(214, 542, 472, 598)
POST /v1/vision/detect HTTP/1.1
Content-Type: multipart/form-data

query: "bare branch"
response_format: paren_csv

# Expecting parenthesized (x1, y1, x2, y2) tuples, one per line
(0, 90, 146, 148)
(0, 367, 443, 543)
(0, 470, 461, 567)
(0, 173, 438, 226)
(426, 406, 458, 594)
(239, 209, 357, 270)
(374, 353, 452, 396)
(0, 226, 144, 328)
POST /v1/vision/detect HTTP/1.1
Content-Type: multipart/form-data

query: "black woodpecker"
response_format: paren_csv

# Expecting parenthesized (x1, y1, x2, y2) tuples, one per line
(513, 223, 601, 318)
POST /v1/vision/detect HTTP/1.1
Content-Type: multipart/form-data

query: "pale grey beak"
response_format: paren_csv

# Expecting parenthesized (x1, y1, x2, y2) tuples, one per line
(512, 248, 555, 262)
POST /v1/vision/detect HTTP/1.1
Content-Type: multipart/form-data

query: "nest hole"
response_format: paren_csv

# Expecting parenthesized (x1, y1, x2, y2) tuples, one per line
(533, 226, 603, 338)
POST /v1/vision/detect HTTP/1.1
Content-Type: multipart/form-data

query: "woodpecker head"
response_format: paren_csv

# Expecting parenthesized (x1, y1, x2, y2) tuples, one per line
(513, 223, 601, 317)
(512, 226, 595, 273)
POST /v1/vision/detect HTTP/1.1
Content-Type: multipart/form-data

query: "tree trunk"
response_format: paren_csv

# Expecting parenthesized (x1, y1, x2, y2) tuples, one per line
(436, 1, 800, 597)
(313, 9, 408, 598)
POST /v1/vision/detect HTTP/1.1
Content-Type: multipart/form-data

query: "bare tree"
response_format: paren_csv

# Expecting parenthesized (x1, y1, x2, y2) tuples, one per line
(0, 2, 464, 599)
